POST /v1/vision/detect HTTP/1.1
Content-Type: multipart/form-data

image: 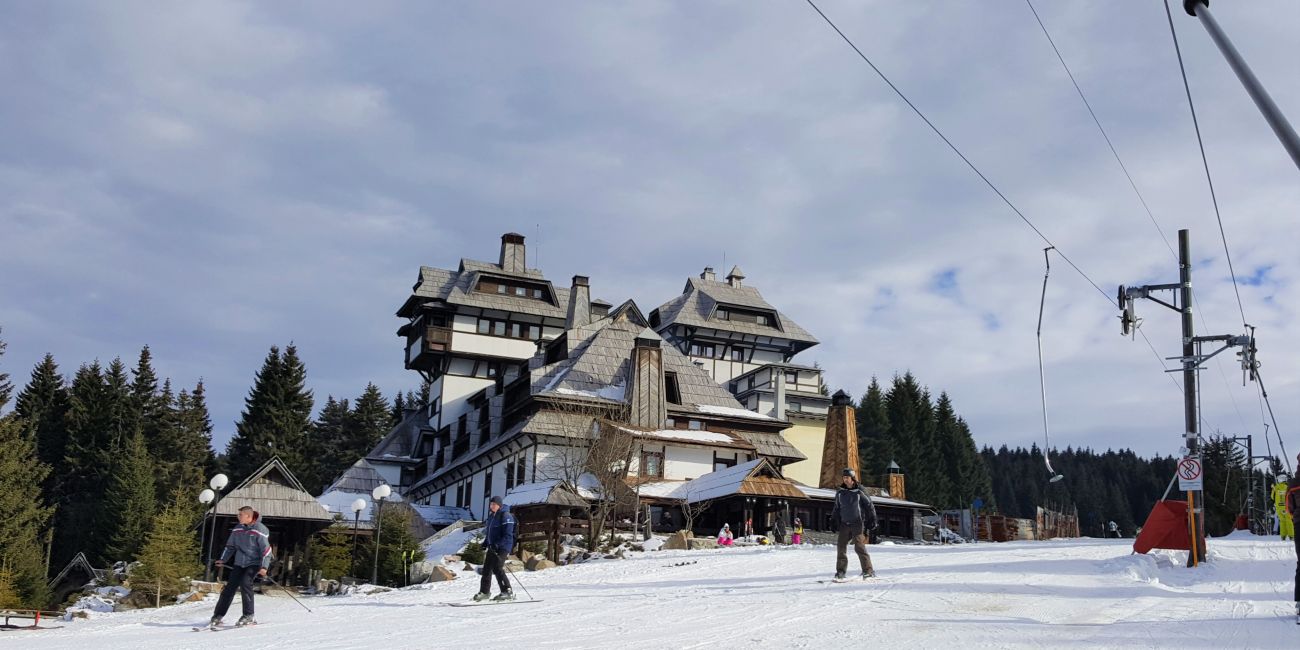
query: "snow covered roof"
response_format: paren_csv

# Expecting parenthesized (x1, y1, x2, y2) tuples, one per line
(638, 458, 804, 504)
(650, 274, 818, 347)
(797, 485, 933, 510)
(502, 480, 591, 508)
(614, 423, 754, 449)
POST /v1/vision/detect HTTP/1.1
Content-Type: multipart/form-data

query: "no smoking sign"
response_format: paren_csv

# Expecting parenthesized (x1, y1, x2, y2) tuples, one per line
(1178, 456, 1204, 491)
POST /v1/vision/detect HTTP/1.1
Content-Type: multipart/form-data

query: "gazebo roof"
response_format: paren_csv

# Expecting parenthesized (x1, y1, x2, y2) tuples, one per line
(217, 456, 333, 521)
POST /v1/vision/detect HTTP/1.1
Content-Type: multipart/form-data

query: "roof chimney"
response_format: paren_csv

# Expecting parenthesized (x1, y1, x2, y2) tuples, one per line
(726, 265, 745, 288)
(629, 328, 667, 429)
(701, 267, 716, 282)
(566, 275, 591, 329)
(499, 233, 526, 274)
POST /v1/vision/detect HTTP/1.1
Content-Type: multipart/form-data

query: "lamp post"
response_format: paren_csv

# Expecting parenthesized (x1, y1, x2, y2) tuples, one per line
(198, 489, 215, 570)
(204, 474, 229, 581)
(370, 484, 391, 585)
(350, 498, 367, 580)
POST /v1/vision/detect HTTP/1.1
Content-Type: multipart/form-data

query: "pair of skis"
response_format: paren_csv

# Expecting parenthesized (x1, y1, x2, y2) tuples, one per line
(191, 622, 260, 632)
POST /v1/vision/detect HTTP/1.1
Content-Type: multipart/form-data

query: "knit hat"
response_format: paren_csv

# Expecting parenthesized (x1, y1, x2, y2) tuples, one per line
(489, 496, 503, 506)
(843, 468, 856, 478)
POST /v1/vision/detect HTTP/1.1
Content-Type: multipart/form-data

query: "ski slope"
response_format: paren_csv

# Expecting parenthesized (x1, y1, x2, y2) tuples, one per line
(9, 537, 1297, 649)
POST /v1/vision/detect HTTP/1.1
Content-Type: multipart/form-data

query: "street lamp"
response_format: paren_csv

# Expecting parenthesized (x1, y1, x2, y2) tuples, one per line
(198, 489, 215, 571)
(204, 473, 230, 581)
(350, 498, 367, 579)
(370, 484, 391, 585)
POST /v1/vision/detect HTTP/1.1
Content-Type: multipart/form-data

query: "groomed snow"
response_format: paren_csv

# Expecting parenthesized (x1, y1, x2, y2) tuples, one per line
(19, 537, 1299, 649)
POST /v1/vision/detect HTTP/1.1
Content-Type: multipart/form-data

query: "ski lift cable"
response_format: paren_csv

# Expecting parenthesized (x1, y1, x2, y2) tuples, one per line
(802, 0, 1191, 407)
(1026, 0, 1253, 439)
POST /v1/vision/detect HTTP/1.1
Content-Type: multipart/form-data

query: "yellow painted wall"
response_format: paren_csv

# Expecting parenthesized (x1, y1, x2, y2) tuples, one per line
(780, 418, 827, 487)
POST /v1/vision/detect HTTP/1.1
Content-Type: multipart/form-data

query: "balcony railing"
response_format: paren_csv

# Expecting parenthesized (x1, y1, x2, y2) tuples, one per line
(425, 325, 452, 351)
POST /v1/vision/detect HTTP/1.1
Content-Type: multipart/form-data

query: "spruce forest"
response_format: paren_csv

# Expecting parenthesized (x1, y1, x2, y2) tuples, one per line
(0, 329, 1280, 608)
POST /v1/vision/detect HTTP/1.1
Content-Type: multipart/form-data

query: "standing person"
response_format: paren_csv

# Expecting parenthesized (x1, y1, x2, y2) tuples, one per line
(830, 468, 877, 580)
(1286, 457, 1300, 618)
(744, 517, 754, 542)
(474, 496, 516, 602)
(773, 514, 788, 545)
(1274, 479, 1295, 541)
(209, 506, 271, 629)
(791, 518, 804, 545)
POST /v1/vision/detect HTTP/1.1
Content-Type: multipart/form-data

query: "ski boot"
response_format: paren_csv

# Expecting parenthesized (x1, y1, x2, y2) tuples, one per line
(208, 616, 222, 630)
(472, 592, 491, 602)
(832, 572, 846, 581)
(862, 569, 876, 579)
(492, 589, 515, 602)
(235, 615, 256, 627)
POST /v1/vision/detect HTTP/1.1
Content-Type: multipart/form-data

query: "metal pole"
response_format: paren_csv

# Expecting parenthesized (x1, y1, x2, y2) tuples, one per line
(351, 511, 360, 578)
(1178, 229, 1206, 566)
(1246, 434, 1254, 532)
(1184, 0, 1300, 171)
(205, 494, 221, 582)
(198, 507, 208, 576)
(371, 500, 384, 585)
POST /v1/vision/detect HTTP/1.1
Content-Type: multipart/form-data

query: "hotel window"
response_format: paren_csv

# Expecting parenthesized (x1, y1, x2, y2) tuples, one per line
(716, 309, 729, 320)
(496, 284, 507, 294)
(785, 371, 799, 385)
(640, 451, 664, 478)
(757, 315, 769, 326)
(532, 288, 544, 299)
(730, 347, 747, 362)
(483, 471, 493, 498)
(687, 420, 703, 430)
(689, 343, 715, 358)
(515, 286, 527, 296)
(664, 372, 682, 405)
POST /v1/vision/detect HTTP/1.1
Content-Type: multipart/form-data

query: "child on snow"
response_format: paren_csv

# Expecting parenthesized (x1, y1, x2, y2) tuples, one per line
(717, 523, 734, 546)
(792, 518, 804, 545)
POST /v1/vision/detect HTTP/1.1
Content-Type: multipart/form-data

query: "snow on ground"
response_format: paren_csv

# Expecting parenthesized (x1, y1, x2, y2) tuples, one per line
(421, 528, 477, 561)
(11, 537, 1298, 649)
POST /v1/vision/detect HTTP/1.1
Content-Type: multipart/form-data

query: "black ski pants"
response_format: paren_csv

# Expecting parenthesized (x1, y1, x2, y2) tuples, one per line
(1293, 532, 1299, 602)
(214, 564, 257, 618)
(835, 523, 874, 575)
(480, 549, 511, 595)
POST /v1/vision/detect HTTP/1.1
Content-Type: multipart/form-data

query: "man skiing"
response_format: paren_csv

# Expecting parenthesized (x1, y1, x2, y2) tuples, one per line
(830, 468, 877, 580)
(210, 506, 272, 629)
(474, 496, 516, 602)
(1286, 456, 1300, 620)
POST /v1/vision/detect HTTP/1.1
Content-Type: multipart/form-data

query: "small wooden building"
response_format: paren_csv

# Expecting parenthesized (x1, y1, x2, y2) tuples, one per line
(502, 480, 592, 562)
(208, 457, 334, 585)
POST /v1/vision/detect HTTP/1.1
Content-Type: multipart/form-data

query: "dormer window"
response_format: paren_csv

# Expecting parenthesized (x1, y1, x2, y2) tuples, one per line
(476, 278, 551, 302)
(665, 372, 682, 405)
(757, 315, 769, 326)
(688, 420, 703, 430)
(716, 308, 729, 320)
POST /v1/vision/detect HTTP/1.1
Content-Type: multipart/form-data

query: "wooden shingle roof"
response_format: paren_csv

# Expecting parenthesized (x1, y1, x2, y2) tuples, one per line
(217, 457, 333, 522)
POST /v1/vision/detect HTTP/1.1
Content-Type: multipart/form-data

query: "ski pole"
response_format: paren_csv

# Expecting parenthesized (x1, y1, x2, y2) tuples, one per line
(263, 575, 313, 613)
(504, 565, 535, 601)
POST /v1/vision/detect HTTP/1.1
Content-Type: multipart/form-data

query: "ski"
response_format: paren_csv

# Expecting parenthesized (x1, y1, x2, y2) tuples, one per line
(816, 577, 875, 584)
(445, 599, 542, 607)
(191, 623, 261, 632)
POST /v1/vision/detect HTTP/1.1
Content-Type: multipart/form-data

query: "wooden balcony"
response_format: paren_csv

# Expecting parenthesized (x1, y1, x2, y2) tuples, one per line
(406, 325, 453, 371)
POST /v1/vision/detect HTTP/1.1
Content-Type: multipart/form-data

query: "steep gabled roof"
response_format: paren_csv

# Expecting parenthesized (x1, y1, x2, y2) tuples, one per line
(218, 456, 333, 521)
(399, 261, 572, 320)
(652, 275, 817, 346)
(325, 458, 387, 495)
(367, 407, 430, 464)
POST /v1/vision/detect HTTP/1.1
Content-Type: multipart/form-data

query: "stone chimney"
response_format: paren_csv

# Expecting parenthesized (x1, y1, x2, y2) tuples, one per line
(700, 266, 716, 282)
(566, 275, 591, 329)
(499, 233, 526, 273)
(819, 389, 861, 489)
(726, 265, 746, 288)
(628, 328, 667, 430)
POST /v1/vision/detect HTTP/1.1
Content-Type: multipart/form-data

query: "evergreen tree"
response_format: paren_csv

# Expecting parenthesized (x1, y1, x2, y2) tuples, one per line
(132, 488, 202, 608)
(15, 354, 70, 485)
(417, 381, 431, 408)
(306, 396, 350, 495)
(307, 523, 355, 581)
(159, 381, 215, 503)
(391, 392, 406, 428)
(0, 563, 20, 610)
(348, 384, 390, 463)
(359, 507, 425, 586)
(856, 377, 891, 480)
(0, 328, 10, 410)
(102, 358, 136, 452)
(226, 345, 314, 483)
(102, 428, 157, 563)
(0, 414, 54, 607)
(56, 361, 108, 567)
(130, 346, 168, 455)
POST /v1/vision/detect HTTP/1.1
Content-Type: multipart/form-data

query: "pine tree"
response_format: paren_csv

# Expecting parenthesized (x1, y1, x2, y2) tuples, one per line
(15, 355, 70, 486)
(417, 381, 431, 408)
(132, 488, 202, 608)
(391, 392, 406, 428)
(130, 346, 168, 455)
(0, 563, 20, 610)
(348, 384, 390, 464)
(307, 396, 350, 495)
(102, 358, 136, 453)
(0, 328, 10, 411)
(307, 523, 355, 581)
(856, 377, 891, 480)
(56, 361, 108, 567)
(359, 507, 425, 586)
(227, 345, 314, 483)
(102, 428, 156, 564)
(159, 381, 215, 504)
(0, 414, 54, 607)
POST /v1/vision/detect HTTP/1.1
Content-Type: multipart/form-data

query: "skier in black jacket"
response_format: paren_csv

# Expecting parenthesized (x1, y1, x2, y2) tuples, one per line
(830, 468, 877, 580)
(1287, 456, 1300, 617)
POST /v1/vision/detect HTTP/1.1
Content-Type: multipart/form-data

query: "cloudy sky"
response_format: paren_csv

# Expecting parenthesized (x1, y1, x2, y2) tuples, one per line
(2, 1, 1296, 462)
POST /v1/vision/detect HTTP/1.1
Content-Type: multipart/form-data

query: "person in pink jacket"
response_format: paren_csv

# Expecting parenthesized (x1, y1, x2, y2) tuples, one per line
(717, 523, 734, 546)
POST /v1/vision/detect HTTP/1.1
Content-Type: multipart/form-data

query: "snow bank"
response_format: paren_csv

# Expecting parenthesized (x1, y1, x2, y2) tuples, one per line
(67, 594, 117, 616)
(423, 528, 477, 562)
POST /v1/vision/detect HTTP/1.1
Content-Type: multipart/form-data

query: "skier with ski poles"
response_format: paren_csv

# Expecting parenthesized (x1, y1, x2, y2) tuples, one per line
(209, 506, 272, 629)
(473, 496, 516, 602)
(830, 468, 877, 580)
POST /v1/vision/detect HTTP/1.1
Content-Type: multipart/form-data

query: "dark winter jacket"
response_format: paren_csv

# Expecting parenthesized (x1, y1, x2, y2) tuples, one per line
(831, 484, 877, 530)
(220, 517, 273, 570)
(484, 505, 516, 555)
(1287, 475, 1300, 519)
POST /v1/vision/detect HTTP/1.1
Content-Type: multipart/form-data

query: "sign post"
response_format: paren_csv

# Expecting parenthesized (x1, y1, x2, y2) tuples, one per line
(1178, 456, 1204, 566)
